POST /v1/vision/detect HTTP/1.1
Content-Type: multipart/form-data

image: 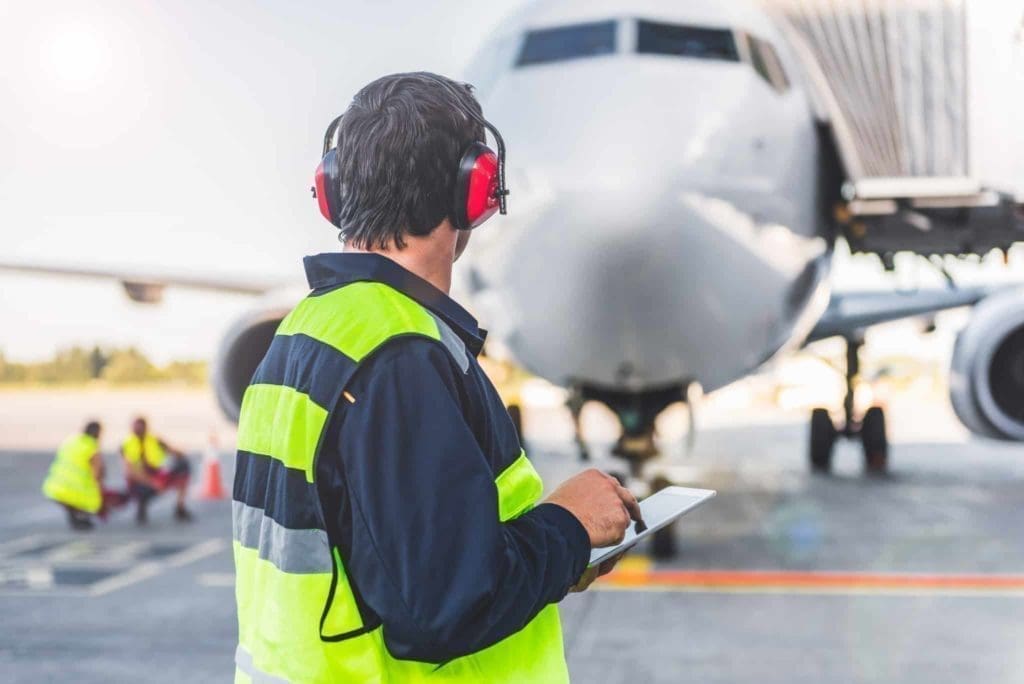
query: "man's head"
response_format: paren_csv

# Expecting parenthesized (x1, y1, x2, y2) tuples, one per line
(332, 72, 486, 253)
(84, 420, 102, 439)
(132, 417, 147, 438)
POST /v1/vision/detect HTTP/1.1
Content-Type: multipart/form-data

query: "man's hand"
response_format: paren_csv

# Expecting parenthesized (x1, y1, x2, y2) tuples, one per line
(544, 469, 642, 548)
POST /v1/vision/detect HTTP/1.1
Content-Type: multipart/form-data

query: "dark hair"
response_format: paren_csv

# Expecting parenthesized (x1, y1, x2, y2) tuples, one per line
(84, 420, 101, 438)
(333, 72, 485, 249)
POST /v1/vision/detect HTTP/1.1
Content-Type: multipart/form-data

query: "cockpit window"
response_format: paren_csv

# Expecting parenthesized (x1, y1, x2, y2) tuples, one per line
(744, 34, 790, 92)
(516, 21, 617, 67)
(636, 20, 739, 61)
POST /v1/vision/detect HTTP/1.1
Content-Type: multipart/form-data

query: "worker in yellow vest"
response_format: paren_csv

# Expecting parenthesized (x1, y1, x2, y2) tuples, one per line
(121, 416, 192, 524)
(231, 73, 641, 682)
(42, 421, 110, 530)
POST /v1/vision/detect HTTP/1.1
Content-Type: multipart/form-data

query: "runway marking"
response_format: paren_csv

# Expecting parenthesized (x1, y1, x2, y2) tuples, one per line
(597, 568, 1024, 597)
(197, 572, 235, 587)
(87, 561, 165, 596)
(165, 538, 225, 568)
(614, 556, 653, 573)
(90, 538, 225, 596)
(0, 534, 49, 555)
(0, 535, 227, 597)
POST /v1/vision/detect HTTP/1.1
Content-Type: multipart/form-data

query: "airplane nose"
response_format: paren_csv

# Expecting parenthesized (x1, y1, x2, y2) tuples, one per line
(470, 168, 825, 394)
(469, 57, 826, 392)
(474, 181, 823, 392)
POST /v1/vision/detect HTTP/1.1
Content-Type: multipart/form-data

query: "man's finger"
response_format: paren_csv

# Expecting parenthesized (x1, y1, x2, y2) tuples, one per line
(616, 484, 643, 523)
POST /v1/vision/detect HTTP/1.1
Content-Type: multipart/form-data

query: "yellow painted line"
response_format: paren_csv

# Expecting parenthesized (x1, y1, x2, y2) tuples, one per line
(596, 568, 1024, 597)
(614, 556, 652, 573)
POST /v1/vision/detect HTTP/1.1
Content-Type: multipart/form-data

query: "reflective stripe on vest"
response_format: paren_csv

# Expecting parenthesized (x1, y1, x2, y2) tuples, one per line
(122, 434, 166, 469)
(232, 281, 569, 683)
(42, 433, 102, 513)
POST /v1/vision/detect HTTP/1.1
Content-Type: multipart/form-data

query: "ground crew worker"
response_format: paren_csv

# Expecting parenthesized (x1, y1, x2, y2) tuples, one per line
(231, 72, 641, 683)
(122, 417, 192, 524)
(42, 420, 106, 530)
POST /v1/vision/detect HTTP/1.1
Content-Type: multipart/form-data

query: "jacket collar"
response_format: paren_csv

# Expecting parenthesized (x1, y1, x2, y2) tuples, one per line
(303, 252, 486, 356)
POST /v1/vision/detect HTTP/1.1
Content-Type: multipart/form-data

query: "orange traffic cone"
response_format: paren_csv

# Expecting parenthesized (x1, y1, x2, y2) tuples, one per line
(199, 433, 227, 501)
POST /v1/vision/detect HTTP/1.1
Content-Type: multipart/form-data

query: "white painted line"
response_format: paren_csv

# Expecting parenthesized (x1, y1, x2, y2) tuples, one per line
(165, 538, 226, 568)
(88, 561, 165, 597)
(26, 566, 54, 590)
(0, 534, 50, 556)
(87, 538, 227, 597)
(197, 572, 235, 587)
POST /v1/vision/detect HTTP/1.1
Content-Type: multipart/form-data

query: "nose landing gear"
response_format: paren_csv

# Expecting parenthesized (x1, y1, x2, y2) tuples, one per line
(808, 335, 889, 475)
(569, 383, 692, 559)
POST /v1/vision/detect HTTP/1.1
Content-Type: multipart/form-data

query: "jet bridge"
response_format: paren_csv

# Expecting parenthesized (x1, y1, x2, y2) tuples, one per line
(764, 0, 1024, 261)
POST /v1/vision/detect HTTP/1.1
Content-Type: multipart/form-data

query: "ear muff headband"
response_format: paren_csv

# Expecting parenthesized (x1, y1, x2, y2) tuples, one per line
(420, 74, 509, 227)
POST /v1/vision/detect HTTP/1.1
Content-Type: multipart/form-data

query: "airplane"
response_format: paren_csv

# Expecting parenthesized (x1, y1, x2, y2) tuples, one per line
(451, 0, 1024, 486)
(5, 0, 1023, 556)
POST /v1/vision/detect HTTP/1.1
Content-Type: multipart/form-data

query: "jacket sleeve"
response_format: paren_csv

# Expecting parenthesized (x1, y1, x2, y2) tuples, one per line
(318, 338, 590, 663)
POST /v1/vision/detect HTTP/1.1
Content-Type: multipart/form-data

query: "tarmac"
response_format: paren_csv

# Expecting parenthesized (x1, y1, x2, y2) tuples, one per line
(1, 389, 1023, 683)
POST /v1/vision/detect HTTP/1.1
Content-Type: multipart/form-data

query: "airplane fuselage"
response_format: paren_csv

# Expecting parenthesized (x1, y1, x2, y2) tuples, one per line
(460, 1, 833, 397)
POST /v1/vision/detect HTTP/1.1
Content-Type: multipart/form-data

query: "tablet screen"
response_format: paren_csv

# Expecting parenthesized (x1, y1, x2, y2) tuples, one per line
(588, 486, 715, 567)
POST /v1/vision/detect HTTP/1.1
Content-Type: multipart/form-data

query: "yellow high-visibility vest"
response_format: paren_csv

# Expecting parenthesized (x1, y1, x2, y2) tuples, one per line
(122, 433, 166, 469)
(42, 433, 102, 514)
(232, 281, 569, 683)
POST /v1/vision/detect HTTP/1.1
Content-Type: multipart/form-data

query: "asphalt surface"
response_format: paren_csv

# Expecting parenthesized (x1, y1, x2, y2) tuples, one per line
(2, 414, 1023, 683)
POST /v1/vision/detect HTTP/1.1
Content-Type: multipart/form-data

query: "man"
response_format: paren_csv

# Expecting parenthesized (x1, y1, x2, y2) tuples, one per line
(42, 420, 108, 530)
(121, 417, 192, 524)
(232, 72, 641, 683)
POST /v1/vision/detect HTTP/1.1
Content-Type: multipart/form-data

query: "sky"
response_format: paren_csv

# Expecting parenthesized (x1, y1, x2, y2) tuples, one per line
(0, 0, 1021, 365)
(0, 0, 530, 363)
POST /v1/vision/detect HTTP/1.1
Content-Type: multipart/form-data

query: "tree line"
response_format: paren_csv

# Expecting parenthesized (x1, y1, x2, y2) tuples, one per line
(0, 346, 207, 385)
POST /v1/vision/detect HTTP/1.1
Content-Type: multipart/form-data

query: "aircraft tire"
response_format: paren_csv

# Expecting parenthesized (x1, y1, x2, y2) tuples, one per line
(810, 408, 836, 473)
(651, 525, 676, 560)
(648, 475, 677, 559)
(861, 406, 888, 475)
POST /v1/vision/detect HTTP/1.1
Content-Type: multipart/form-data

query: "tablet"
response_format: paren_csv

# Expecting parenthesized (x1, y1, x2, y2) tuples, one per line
(588, 486, 716, 567)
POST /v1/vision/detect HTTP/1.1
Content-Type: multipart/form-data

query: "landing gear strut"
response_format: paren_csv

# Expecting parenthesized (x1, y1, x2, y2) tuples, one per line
(566, 387, 589, 462)
(808, 335, 889, 475)
(572, 383, 690, 559)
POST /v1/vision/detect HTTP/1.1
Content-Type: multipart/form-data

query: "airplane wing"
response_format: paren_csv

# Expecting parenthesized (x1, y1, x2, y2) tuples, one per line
(0, 260, 280, 303)
(807, 286, 994, 343)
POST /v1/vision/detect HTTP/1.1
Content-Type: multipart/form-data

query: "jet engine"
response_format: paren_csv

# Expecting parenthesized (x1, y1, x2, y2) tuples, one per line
(211, 306, 291, 423)
(949, 288, 1024, 441)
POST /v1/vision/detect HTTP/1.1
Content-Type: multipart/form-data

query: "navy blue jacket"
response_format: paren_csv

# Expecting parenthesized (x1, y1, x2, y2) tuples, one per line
(308, 253, 590, 663)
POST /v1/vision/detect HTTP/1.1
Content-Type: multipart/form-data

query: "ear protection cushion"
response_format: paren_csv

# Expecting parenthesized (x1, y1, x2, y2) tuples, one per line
(452, 141, 501, 231)
(314, 149, 342, 226)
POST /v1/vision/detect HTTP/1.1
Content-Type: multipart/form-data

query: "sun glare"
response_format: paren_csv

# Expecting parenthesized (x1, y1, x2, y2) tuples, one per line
(42, 21, 112, 92)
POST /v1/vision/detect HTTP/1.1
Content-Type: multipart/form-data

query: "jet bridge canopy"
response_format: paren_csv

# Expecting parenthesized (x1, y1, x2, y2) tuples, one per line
(763, 0, 1024, 259)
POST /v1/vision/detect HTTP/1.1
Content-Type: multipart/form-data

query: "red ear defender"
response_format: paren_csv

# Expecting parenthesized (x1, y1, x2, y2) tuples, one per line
(313, 148, 342, 226)
(453, 142, 501, 230)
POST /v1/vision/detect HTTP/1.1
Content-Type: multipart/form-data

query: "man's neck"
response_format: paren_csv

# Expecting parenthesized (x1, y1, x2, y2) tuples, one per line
(343, 239, 455, 294)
